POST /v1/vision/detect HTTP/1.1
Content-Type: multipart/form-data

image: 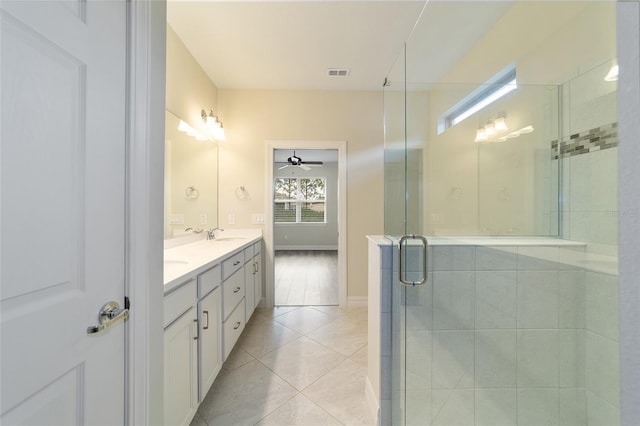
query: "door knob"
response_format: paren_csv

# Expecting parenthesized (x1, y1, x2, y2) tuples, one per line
(87, 300, 129, 334)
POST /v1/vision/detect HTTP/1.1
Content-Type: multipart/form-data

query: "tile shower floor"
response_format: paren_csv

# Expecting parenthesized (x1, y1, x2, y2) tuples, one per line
(191, 306, 374, 426)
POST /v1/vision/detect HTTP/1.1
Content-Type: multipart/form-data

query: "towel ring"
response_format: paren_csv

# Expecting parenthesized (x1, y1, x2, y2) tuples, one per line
(185, 186, 200, 199)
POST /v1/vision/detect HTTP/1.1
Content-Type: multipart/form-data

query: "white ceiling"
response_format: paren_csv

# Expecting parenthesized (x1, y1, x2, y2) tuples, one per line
(167, 0, 426, 91)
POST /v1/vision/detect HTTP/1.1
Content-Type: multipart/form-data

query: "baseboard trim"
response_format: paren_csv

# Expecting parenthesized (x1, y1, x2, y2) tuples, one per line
(365, 377, 380, 426)
(274, 245, 338, 251)
(347, 296, 368, 307)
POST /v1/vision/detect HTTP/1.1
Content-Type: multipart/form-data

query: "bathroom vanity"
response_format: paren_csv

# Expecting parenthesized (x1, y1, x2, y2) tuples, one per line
(163, 230, 263, 426)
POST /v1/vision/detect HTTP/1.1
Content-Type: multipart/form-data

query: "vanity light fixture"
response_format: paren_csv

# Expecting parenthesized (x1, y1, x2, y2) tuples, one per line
(201, 109, 226, 141)
(475, 113, 509, 143)
(177, 119, 208, 141)
(474, 126, 488, 142)
(494, 115, 508, 132)
(484, 120, 495, 137)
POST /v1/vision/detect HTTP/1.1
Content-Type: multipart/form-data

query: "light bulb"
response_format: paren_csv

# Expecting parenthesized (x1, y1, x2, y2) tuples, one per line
(205, 115, 221, 129)
(214, 126, 225, 141)
(177, 120, 191, 133)
(484, 121, 495, 136)
(475, 127, 487, 142)
(494, 117, 508, 132)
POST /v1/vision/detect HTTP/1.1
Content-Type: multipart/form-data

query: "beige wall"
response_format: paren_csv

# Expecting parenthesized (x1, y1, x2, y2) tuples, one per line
(441, 2, 615, 86)
(166, 25, 219, 135)
(165, 24, 383, 299)
(217, 89, 384, 298)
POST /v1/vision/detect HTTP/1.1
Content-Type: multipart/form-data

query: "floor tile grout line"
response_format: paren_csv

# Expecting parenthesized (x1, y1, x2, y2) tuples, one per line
(250, 391, 299, 426)
(194, 307, 371, 426)
(248, 339, 356, 425)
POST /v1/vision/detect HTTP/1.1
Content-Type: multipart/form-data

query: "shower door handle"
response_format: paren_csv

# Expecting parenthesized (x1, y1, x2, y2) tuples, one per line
(398, 234, 428, 286)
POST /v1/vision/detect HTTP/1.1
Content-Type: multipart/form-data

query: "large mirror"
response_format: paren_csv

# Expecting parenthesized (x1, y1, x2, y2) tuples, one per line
(164, 110, 218, 239)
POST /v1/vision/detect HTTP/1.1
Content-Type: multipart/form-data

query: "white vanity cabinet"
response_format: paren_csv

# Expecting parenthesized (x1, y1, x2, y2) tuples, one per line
(197, 266, 222, 401)
(221, 252, 246, 359)
(244, 241, 262, 323)
(164, 279, 198, 426)
(163, 233, 263, 426)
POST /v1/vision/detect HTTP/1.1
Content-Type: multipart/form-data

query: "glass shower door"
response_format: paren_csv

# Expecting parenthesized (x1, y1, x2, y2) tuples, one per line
(384, 41, 432, 425)
(383, 2, 620, 425)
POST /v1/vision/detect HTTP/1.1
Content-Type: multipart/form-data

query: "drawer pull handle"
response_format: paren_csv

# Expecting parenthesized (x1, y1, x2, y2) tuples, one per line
(233, 260, 241, 266)
(234, 287, 241, 293)
(203, 310, 209, 330)
(193, 319, 199, 340)
(233, 321, 241, 330)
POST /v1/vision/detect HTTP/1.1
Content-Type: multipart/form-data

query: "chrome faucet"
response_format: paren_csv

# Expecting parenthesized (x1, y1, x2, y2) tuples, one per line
(207, 227, 224, 240)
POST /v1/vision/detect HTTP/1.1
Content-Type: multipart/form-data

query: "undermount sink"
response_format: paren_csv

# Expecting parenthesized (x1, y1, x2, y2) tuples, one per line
(164, 259, 189, 265)
(212, 237, 245, 242)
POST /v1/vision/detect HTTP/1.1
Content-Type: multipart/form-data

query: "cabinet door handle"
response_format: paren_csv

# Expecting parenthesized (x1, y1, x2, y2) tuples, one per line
(193, 319, 199, 340)
(233, 321, 241, 330)
(203, 310, 209, 330)
(233, 260, 240, 266)
(254, 262, 258, 274)
(233, 286, 241, 293)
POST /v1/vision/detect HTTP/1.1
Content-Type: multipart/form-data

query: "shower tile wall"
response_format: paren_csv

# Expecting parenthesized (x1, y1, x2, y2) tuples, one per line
(559, 60, 618, 257)
(382, 242, 619, 426)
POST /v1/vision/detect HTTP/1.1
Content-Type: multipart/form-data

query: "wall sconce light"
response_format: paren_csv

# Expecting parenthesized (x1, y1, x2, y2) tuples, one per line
(201, 109, 226, 141)
(473, 114, 534, 144)
(604, 64, 618, 82)
(494, 116, 508, 132)
(475, 126, 488, 142)
(177, 119, 208, 141)
(475, 113, 508, 143)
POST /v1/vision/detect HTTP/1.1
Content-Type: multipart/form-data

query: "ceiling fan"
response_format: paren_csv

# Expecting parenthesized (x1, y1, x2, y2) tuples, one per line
(277, 151, 323, 171)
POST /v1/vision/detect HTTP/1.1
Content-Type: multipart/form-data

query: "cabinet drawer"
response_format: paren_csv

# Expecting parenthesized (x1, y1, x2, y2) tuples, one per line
(222, 251, 245, 280)
(222, 269, 244, 320)
(253, 241, 262, 256)
(198, 264, 220, 298)
(243, 246, 253, 264)
(223, 299, 245, 360)
(164, 279, 197, 328)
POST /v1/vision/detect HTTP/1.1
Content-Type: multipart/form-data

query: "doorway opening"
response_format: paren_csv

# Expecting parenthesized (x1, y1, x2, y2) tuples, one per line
(265, 142, 347, 308)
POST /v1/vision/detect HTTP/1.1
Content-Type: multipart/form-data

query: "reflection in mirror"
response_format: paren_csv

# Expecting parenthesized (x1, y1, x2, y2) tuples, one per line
(164, 110, 218, 239)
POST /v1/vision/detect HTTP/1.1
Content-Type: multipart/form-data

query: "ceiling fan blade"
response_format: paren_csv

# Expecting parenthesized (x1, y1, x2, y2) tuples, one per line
(301, 161, 323, 166)
(278, 164, 290, 170)
(298, 164, 311, 171)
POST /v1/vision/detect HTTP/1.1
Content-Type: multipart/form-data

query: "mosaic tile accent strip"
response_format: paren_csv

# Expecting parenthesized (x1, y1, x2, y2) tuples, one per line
(551, 122, 618, 159)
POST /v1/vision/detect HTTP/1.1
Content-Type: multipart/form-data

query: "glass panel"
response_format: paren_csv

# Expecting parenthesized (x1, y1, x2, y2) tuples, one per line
(383, 2, 619, 425)
(274, 202, 296, 222)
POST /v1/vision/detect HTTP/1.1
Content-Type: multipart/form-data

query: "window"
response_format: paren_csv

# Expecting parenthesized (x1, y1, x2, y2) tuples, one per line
(438, 63, 517, 134)
(274, 177, 326, 223)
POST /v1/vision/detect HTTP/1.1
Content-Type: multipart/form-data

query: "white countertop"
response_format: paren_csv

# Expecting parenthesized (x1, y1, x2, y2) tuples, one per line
(164, 229, 262, 292)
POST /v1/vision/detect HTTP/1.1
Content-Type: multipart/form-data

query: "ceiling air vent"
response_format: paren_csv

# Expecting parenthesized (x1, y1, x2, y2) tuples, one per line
(327, 68, 350, 77)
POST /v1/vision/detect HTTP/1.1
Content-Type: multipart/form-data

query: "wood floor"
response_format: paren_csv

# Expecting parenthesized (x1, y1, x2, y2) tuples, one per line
(274, 250, 338, 306)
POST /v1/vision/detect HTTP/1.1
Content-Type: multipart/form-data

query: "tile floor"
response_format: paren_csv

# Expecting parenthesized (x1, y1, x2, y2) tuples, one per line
(191, 306, 375, 426)
(275, 251, 339, 306)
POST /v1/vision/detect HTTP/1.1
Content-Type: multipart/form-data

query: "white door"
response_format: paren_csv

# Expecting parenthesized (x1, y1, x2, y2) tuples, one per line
(1, 1, 128, 424)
